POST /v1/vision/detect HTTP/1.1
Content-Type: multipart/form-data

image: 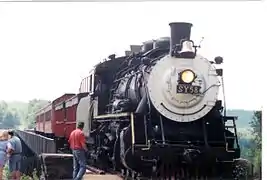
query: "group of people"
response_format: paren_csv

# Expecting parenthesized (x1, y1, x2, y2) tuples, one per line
(0, 122, 88, 180)
(0, 130, 22, 180)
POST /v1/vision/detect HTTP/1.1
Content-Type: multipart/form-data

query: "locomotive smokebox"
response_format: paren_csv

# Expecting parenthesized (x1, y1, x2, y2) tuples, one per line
(169, 22, 193, 52)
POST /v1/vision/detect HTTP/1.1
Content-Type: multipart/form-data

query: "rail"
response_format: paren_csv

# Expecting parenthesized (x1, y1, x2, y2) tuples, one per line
(16, 130, 56, 155)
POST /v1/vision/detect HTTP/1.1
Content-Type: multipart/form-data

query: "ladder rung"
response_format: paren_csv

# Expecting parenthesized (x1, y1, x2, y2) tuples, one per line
(218, 160, 234, 163)
(226, 149, 236, 153)
(225, 125, 235, 128)
(223, 116, 238, 121)
(225, 146, 236, 152)
(226, 137, 235, 139)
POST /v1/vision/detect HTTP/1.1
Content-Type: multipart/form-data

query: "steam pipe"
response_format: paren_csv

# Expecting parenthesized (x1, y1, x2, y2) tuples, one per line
(169, 22, 193, 53)
(135, 95, 147, 114)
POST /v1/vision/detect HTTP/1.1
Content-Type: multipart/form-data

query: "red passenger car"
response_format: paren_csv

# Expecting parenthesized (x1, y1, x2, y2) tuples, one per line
(35, 104, 52, 135)
(53, 93, 76, 138)
(64, 93, 89, 138)
(34, 93, 89, 150)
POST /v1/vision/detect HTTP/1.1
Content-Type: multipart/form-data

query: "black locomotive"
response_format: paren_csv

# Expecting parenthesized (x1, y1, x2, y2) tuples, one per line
(76, 22, 242, 179)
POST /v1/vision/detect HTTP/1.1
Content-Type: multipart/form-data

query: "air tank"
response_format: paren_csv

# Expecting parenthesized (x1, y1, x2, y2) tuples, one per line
(153, 37, 170, 49)
(141, 40, 154, 53)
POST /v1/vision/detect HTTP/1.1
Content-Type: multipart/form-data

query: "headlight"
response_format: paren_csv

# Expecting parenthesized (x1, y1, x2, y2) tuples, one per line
(181, 70, 195, 83)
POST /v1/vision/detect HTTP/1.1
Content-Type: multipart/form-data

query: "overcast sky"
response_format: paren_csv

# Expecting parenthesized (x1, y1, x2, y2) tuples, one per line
(0, 1, 265, 110)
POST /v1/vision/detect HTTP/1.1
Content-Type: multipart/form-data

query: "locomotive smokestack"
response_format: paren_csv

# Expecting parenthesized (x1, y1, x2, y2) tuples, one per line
(169, 22, 193, 53)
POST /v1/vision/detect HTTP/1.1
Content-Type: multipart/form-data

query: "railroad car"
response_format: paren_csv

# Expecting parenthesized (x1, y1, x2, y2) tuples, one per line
(25, 22, 251, 180)
(34, 93, 88, 151)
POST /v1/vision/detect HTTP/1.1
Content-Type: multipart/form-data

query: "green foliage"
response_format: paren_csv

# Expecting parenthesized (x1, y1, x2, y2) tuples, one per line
(23, 99, 49, 129)
(20, 169, 39, 180)
(249, 111, 261, 149)
(249, 111, 262, 176)
(0, 101, 21, 129)
(3, 165, 38, 180)
(237, 110, 262, 178)
(3, 164, 9, 179)
(0, 99, 49, 130)
(238, 135, 254, 162)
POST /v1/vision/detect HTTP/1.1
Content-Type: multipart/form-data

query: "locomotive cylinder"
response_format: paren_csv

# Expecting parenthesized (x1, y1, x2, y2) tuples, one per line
(169, 22, 193, 52)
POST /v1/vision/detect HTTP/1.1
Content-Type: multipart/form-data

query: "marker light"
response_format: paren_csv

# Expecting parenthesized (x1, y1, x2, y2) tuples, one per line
(181, 70, 195, 83)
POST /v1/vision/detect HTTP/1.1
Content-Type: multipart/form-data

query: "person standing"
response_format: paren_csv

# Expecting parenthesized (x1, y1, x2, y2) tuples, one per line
(68, 122, 88, 180)
(0, 130, 9, 180)
(7, 130, 22, 180)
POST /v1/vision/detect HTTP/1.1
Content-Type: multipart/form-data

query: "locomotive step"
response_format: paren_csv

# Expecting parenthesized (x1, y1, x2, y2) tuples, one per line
(225, 125, 235, 128)
(225, 136, 236, 139)
(223, 116, 238, 121)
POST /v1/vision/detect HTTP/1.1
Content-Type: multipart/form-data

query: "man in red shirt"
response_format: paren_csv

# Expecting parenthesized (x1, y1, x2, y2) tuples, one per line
(68, 122, 88, 180)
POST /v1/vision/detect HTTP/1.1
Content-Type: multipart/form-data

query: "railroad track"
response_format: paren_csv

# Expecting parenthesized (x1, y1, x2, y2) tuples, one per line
(84, 165, 255, 180)
(40, 164, 254, 180)
(81, 165, 123, 180)
(83, 165, 210, 180)
(37, 153, 254, 180)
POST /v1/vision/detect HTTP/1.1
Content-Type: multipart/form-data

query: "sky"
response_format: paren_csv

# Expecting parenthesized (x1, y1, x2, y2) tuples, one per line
(0, 1, 265, 111)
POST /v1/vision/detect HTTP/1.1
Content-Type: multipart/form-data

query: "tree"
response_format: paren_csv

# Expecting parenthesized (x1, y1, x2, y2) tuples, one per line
(250, 111, 261, 149)
(1, 111, 20, 128)
(0, 101, 8, 123)
(0, 101, 21, 129)
(249, 110, 262, 177)
(237, 131, 254, 161)
(24, 99, 49, 129)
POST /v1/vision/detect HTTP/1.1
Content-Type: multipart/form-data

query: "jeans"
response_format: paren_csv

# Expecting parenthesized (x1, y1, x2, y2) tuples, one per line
(9, 154, 21, 172)
(72, 149, 86, 180)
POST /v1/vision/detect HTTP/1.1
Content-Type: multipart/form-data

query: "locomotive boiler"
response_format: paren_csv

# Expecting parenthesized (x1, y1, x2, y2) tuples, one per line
(76, 22, 241, 179)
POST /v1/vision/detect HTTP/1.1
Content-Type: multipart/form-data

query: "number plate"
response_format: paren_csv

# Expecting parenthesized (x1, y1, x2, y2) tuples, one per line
(176, 84, 201, 94)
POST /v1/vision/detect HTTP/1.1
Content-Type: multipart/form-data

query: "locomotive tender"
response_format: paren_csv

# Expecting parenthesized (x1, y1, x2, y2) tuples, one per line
(33, 22, 242, 179)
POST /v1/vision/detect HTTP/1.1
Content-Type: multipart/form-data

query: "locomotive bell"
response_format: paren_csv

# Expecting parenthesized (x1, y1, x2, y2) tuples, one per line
(179, 40, 196, 58)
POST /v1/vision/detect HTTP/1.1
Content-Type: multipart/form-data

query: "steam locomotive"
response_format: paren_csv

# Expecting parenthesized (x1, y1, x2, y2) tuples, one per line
(75, 22, 241, 179)
(32, 22, 242, 179)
